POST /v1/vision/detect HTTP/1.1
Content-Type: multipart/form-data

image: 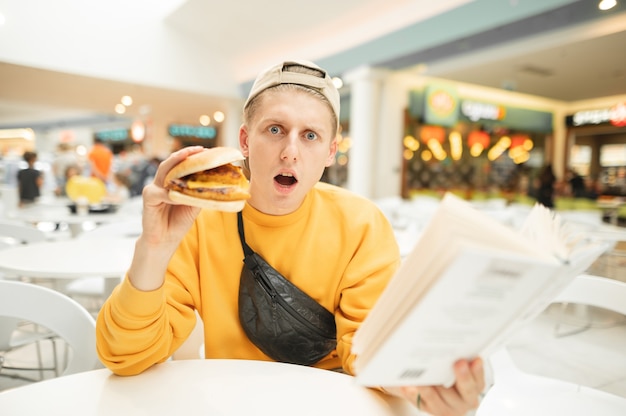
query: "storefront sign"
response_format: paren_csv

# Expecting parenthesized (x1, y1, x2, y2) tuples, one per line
(423, 84, 459, 127)
(95, 129, 129, 141)
(168, 124, 217, 139)
(410, 89, 553, 133)
(571, 102, 626, 127)
(460, 100, 506, 122)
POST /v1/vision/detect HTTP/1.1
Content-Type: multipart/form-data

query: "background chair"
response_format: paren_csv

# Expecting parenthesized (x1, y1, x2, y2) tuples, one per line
(0, 220, 60, 384)
(0, 316, 59, 382)
(0, 280, 100, 381)
(477, 274, 626, 416)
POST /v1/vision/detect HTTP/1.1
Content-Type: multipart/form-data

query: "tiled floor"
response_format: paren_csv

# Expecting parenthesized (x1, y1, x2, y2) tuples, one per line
(1, 248, 626, 404)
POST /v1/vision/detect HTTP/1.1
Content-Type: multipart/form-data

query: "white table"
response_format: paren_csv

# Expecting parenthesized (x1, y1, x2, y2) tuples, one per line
(0, 237, 135, 296)
(0, 359, 419, 415)
(7, 202, 139, 237)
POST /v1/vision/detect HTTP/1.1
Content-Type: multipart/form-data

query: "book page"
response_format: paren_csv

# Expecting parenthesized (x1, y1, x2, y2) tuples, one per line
(352, 193, 606, 388)
(353, 194, 555, 357)
(354, 247, 561, 387)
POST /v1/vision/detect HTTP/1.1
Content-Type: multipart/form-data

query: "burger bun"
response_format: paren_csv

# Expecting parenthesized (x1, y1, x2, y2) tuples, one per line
(168, 190, 246, 212)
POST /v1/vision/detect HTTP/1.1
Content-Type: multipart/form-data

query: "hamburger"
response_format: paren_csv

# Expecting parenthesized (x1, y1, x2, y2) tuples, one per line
(164, 147, 250, 212)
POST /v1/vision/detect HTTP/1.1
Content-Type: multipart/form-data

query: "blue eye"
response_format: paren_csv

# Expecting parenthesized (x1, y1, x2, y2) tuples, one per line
(269, 126, 280, 134)
(306, 132, 317, 141)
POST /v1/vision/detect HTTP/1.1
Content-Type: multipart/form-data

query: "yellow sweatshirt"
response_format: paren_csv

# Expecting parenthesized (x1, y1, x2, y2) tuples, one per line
(96, 182, 400, 376)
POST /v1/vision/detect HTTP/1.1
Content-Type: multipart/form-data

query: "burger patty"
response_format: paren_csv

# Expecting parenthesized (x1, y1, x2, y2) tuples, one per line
(189, 164, 246, 185)
(167, 164, 250, 201)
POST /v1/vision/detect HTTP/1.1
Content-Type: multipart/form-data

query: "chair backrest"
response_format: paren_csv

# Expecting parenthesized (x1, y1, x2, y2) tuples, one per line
(0, 220, 47, 246)
(478, 274, 626, 415)
(552, 274, 626, 316)
(0, 280, 99, 375)
(0, 316, 23, 350)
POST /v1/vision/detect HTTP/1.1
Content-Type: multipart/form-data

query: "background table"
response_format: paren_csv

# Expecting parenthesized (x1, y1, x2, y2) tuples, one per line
(0, 359, 419, 415)
(0, 237, 135, 297)
(7, 202, 139, 237)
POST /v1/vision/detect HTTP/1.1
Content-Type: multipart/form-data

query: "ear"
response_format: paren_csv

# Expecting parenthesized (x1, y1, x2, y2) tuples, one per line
(239, 124, 249, 157)
(325, 136, 338, 167)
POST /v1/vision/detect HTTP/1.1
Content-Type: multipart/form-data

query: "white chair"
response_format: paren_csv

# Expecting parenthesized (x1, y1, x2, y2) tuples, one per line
(0, 280, 100, 378)
(0, 221, 60, 381)
(0, 316, 59, 381)
(477, 274, 626, 416)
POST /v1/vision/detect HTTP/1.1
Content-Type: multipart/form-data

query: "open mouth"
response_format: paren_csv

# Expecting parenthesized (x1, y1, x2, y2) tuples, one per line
(274, 173, 297, 186)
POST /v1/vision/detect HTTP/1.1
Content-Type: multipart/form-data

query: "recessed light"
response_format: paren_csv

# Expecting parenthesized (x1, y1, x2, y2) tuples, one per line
(199, 115, 211, 126)
(213, 111, 225, 123)
(599, 0, 617, 10)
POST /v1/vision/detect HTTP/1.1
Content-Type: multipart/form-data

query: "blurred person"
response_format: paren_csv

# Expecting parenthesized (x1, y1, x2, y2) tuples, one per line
(96, 60, 484, 416)
(584, 177, 602, 200)
(103, 171, 131, 204)
(567, 168, 586, 198)
(88, 137, 114, 184)
(58, 164, 82, 197)
(52, 142, 81, 196)
(535, 163, 556, 208)
(17, 151, 43, 207)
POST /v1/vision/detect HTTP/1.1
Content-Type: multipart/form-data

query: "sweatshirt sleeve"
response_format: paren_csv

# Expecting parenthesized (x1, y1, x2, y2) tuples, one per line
(96, 230, 201, 376)
(334, 205, 400, 375)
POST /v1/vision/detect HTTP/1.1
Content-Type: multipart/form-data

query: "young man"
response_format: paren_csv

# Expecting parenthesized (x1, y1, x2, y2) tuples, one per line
(96, 60, 484, 415)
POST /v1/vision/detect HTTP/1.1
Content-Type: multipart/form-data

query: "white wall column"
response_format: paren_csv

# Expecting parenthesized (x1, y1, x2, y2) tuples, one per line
(343, 66, 388, 199)
(221, 99, 244, 149)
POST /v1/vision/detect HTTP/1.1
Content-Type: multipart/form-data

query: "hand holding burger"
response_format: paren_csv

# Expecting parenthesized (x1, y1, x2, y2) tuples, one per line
(164, 147, 250, 212)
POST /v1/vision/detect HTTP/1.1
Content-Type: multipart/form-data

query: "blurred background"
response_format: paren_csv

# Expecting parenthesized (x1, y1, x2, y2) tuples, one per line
(0, 0, 625, 207)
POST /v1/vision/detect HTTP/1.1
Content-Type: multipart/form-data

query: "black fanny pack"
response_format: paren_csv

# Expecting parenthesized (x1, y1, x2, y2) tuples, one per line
(237, 212, 337, 366)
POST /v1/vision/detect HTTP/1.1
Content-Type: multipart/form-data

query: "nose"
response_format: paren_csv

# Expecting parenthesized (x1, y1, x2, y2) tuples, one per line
(280, 133, 299, 161)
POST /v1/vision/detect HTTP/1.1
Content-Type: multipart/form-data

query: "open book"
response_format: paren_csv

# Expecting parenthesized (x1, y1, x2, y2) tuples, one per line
(352, 193, 608, 387)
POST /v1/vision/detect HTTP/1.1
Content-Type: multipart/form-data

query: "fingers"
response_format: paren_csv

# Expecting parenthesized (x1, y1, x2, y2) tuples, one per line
(154, 146, 206, 188)
(395, 358, 485, 416)
(454, 358, 484, 407)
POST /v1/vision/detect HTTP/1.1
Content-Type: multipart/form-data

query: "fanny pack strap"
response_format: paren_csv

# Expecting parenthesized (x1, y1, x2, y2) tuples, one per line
(237, 211, 254, 257)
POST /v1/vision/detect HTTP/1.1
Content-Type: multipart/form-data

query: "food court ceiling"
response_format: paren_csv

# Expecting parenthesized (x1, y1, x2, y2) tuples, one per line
(0, 0, 624, 131)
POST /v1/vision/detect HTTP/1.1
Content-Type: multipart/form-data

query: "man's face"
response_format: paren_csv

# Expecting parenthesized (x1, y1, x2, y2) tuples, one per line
(240, 89, 337, 215)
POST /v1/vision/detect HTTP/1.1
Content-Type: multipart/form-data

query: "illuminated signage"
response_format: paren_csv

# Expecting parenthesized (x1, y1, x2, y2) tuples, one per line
(168, 124, 217, 139)
(95, 129, 129, 141)
(572, 102, 626, 127)
(424, 84, 459, 127)
(461, 100, 506, 122)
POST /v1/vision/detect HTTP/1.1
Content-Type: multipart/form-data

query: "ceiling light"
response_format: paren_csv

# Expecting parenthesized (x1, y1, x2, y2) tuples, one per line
(115, 104, 126, 114)
(213, 111, 225, 123)
(131, 120, 145, 142)
(332, 77, 343, 89)
(0, 128, 34, 140)
(199, 115, 211, 126)
(599, 0, 617, 10)
(121, 95, 133, 106)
